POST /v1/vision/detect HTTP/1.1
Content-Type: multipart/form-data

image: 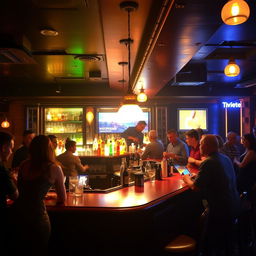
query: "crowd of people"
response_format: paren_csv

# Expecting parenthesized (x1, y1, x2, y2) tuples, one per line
(1, 123, 256, 255)
(0, 130, 90, 255)
(128, 121, 256, 255)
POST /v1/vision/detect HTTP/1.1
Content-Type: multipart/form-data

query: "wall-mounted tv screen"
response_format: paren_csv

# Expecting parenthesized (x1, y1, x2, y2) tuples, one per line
(178, 108, 208, 131)
(98, 111, 149, 133)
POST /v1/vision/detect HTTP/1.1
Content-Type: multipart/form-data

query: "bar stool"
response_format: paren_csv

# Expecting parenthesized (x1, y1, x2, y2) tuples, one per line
(164, 234, 197, 255)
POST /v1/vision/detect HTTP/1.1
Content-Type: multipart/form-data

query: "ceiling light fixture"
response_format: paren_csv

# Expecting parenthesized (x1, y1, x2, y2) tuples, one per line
(221, 0, 250, 25)
(224, 59, 240, 77)
(137, 87, 147, 102)
(117, 1, 144, 119)
(40, 28, 59, 37)
(1, 116, 10, 128)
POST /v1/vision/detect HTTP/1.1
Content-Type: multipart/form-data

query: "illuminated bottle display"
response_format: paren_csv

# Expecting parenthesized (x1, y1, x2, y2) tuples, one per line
(44, 108, 83, 152)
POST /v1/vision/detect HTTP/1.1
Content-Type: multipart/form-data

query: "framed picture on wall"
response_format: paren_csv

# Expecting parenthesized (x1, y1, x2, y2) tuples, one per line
(178, 108, 208, 131)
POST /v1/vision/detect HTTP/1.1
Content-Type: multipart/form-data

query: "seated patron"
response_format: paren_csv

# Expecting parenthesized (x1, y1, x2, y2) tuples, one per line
(121, 120, 146, 147)
(183, 135, 240, 255)
(57, 139, 88, 177)
(141, 130, 164, 160)
(222, 131, 241, 161)
(163, 129, 189, 165)
(185, 129, 203, 168)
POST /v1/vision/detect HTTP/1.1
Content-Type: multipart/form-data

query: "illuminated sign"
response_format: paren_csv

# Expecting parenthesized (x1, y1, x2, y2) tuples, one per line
(222, 102, 241, 108)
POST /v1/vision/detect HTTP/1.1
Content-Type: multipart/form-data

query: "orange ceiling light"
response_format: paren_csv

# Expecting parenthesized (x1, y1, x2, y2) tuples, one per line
(224, 59, 240, 77)
(137, 87, 147, 103)
(221, 0, 250, 25)
(1, 117, 10, 128)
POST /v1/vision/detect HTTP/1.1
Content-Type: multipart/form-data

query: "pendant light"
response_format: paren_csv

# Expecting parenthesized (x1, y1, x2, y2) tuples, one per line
(221, 0, 250, 25)
(137, 87, 147, 103)
(117, 1, 144, 119)
(224, 59, 240, 77)
(1, 117, 10, 128)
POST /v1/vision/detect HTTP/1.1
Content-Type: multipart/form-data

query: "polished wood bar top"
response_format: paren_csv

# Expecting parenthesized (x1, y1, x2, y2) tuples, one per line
(46, 173, 189, 212)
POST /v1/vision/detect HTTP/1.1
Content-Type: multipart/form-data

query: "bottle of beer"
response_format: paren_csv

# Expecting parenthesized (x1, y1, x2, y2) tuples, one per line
(120, 158, 129, 187)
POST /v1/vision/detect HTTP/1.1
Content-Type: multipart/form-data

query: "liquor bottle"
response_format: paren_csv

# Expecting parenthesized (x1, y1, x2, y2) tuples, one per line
(109, 140, 113, 156)
(101, 140, 105, 156)
(97, 136, 102, 155)
(161, 157, 168, 178)
(92, 137, 98, 153)
(116, 140, 120, 155)
(168, 159, 174, 176)
(46, 111, 52, 121)
(120, 158, 129, 187)
(155, 163, 162, 180)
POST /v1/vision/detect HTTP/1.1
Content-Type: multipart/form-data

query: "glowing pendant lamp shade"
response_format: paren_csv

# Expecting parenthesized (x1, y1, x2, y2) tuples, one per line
(1, 118, 10, 128)
(221, 0, 250, 25)
(118, 103, 144, 123)
(224, 59, 240, 77)
(137, 87, 147, 103)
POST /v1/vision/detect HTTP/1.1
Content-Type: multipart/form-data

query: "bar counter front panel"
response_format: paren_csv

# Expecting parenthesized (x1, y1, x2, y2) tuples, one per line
(47, 174, 203, 255)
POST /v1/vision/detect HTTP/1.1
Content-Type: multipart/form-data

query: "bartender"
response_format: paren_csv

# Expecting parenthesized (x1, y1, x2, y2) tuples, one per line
(121, 120, 147, 147)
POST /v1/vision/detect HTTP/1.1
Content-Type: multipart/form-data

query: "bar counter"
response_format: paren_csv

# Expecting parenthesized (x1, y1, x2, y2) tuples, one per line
(46, 174, 187, 210)
(46, 173, 203, 256)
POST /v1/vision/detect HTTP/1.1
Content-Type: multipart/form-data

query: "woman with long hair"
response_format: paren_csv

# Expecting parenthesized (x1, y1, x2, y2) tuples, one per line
(11, 135, 66, 255)
(234, 133, 256, 195)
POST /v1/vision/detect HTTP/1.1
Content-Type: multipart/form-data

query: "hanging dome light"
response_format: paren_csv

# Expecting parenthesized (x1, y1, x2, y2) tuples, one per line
(137, 87, 147, 103)
(224, 59, 240, 77)
(1, 117, 10, 128)
(221, 0, 250, 25)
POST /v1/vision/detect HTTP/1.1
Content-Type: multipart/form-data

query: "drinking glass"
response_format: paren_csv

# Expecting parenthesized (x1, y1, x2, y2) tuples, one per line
(145, 162, 155, 182)
(69, 176, 79, 194)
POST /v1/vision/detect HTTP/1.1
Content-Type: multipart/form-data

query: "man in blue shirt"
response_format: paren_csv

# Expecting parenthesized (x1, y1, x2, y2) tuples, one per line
(163, 129, 189, 165)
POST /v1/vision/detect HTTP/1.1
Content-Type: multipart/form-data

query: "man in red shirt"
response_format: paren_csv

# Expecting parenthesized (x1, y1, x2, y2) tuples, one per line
(185, 129, 203, 168)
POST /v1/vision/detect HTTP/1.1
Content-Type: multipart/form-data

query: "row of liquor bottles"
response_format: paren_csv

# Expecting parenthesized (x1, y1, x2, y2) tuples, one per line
(45, 108, 83, 122)
(92, 136, 128, 156)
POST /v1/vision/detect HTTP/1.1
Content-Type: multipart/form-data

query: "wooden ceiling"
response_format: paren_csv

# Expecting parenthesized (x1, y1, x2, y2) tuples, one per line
(0, 0, 255, 98)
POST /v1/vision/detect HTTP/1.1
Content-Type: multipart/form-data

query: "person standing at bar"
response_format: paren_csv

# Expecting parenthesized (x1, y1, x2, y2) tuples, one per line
(0, 132, 18, 254)
(11, 135, 66, 256)
(57, 138, 88, 177)
(121, 120, 147, 147)
(141, 130, 164, 160)
(12, 129, 35, 169)
(163, 129, 189, 165)
(182, 134, 240, 255)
